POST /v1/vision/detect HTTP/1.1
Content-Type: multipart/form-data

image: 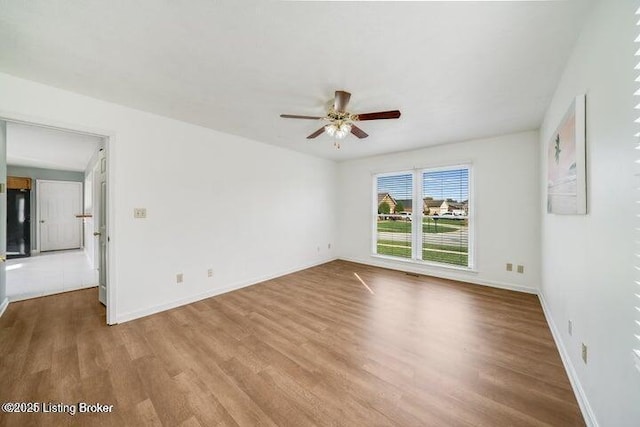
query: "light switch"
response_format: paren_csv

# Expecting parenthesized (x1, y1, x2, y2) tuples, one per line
(134, 208, 147, 219)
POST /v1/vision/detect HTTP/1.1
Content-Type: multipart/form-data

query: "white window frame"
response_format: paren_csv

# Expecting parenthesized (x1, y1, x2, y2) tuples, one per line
(371, 170, 415, 260)
(372, 164, 474, 271)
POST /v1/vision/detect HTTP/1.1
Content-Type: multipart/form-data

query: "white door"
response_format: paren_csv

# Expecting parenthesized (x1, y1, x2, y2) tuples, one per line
(38, 180, 82, 252)
(96, 152, 107, 305)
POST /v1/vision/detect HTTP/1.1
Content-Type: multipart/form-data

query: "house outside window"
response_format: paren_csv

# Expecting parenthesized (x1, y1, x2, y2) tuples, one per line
(374, 165, 472, 268)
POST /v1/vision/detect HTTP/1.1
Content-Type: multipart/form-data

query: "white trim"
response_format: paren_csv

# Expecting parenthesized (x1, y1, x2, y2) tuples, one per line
(105, 138, 116, 325)
(371, 253, 477, 273)
(412, 169, 421, 260)
(116, 257, 338, 324)
(372, 164, 473, 269)
(369, 160, 474, 176)
(466, 165, 476, 269)
(0, 297, 9, 318)
(371, 168, 415, 179)
(0, 110, 112, 139)
(371, 174, 379, 257)
(339, 256, 537, 294)
(538, 292, 598, 427)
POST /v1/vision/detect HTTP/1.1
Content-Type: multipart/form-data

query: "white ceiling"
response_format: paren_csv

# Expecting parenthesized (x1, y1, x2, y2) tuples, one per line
(7, 122, 101, 172)
(0, 0, 593, 161)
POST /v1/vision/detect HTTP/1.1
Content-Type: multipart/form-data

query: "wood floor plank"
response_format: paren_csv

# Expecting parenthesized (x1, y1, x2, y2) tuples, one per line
(132, 398, 164, 427)
(0, 260, 584, 426)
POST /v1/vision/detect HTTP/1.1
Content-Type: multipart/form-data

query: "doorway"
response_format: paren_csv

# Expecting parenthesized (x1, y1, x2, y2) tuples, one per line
(0, 118, 114, 324)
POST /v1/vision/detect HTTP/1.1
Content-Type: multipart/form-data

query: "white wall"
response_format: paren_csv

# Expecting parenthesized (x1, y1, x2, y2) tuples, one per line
(0, 72, 337, 322)
(337, 130, 540, 292)
(539, 1, 640, 426)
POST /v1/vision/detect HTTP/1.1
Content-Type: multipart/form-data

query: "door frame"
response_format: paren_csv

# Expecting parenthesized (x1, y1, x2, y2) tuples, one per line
(0, 111, 117, 325)
(36, 179, 83, 253)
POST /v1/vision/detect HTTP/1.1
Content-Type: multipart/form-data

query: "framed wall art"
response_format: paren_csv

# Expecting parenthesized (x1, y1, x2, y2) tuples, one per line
(547, 94, 587, 215)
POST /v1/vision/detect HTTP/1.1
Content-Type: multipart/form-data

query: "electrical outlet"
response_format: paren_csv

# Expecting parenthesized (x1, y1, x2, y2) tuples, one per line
(176, 273, 183, 284)
(581, 343, 588, 364)
(207, 269, 213, 278)
(568, 320, 573, 336)
(317, 246, 320, 252)
(506, 263, 513, 272)
(134, 208, 147, 219)
(328, 243, 331, 250)
(517, 265, 524, 274)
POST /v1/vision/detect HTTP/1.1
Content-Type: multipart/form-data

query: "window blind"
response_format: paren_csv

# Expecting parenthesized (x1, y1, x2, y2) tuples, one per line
(374, 166, 472, 268)
(421, 167, 470, 267)
(375, 173, 413, 259)
(634, 6, 640, 373)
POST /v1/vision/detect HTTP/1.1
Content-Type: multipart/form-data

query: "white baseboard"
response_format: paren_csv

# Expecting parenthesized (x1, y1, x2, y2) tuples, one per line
(338, 256, 538, 294)
(538, 293, 598, 427)
(0, 297, 9, 318)
(116, 257, 338, 324)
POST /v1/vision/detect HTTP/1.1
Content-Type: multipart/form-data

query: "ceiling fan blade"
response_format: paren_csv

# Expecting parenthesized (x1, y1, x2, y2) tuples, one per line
(356, 110, 401, 121)
(307, 127, 326, 139)
(280, 114, 324, 120)
(350, 125, 369, 139)
(334, 91, 351, 112)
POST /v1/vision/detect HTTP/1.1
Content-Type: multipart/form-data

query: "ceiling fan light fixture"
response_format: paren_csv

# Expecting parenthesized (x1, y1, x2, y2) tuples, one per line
(335, 122, 352, 139)
(281, 90, 400, 144)
(325, 121, 351, 139)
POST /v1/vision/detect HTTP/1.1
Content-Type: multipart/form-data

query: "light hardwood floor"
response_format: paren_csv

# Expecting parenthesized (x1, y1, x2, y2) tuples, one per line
(0, 260, 584, 426)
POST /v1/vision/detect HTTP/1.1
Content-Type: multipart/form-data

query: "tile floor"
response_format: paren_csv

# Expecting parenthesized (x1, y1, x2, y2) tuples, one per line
(6, 249, 97, 301)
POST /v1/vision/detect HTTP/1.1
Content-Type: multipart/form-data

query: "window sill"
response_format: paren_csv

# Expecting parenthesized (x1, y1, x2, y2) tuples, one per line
(370, 253, 478, 274)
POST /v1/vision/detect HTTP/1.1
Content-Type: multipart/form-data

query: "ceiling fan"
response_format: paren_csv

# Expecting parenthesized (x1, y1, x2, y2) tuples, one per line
(280, 90, 401, 147)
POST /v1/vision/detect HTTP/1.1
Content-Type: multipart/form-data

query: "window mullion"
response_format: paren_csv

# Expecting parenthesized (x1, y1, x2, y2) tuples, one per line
(412, 169, 421, 260)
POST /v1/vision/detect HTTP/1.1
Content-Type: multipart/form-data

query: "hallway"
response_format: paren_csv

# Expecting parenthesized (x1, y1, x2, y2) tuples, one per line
(6, 250, 97, 301)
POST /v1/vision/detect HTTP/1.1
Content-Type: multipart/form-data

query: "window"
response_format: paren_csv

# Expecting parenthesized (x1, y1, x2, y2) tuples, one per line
(422, 168, 470, 267)
(375, 172, 413, 259)
(374, 165, 472, 268)
(633, 6, 640, 373)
